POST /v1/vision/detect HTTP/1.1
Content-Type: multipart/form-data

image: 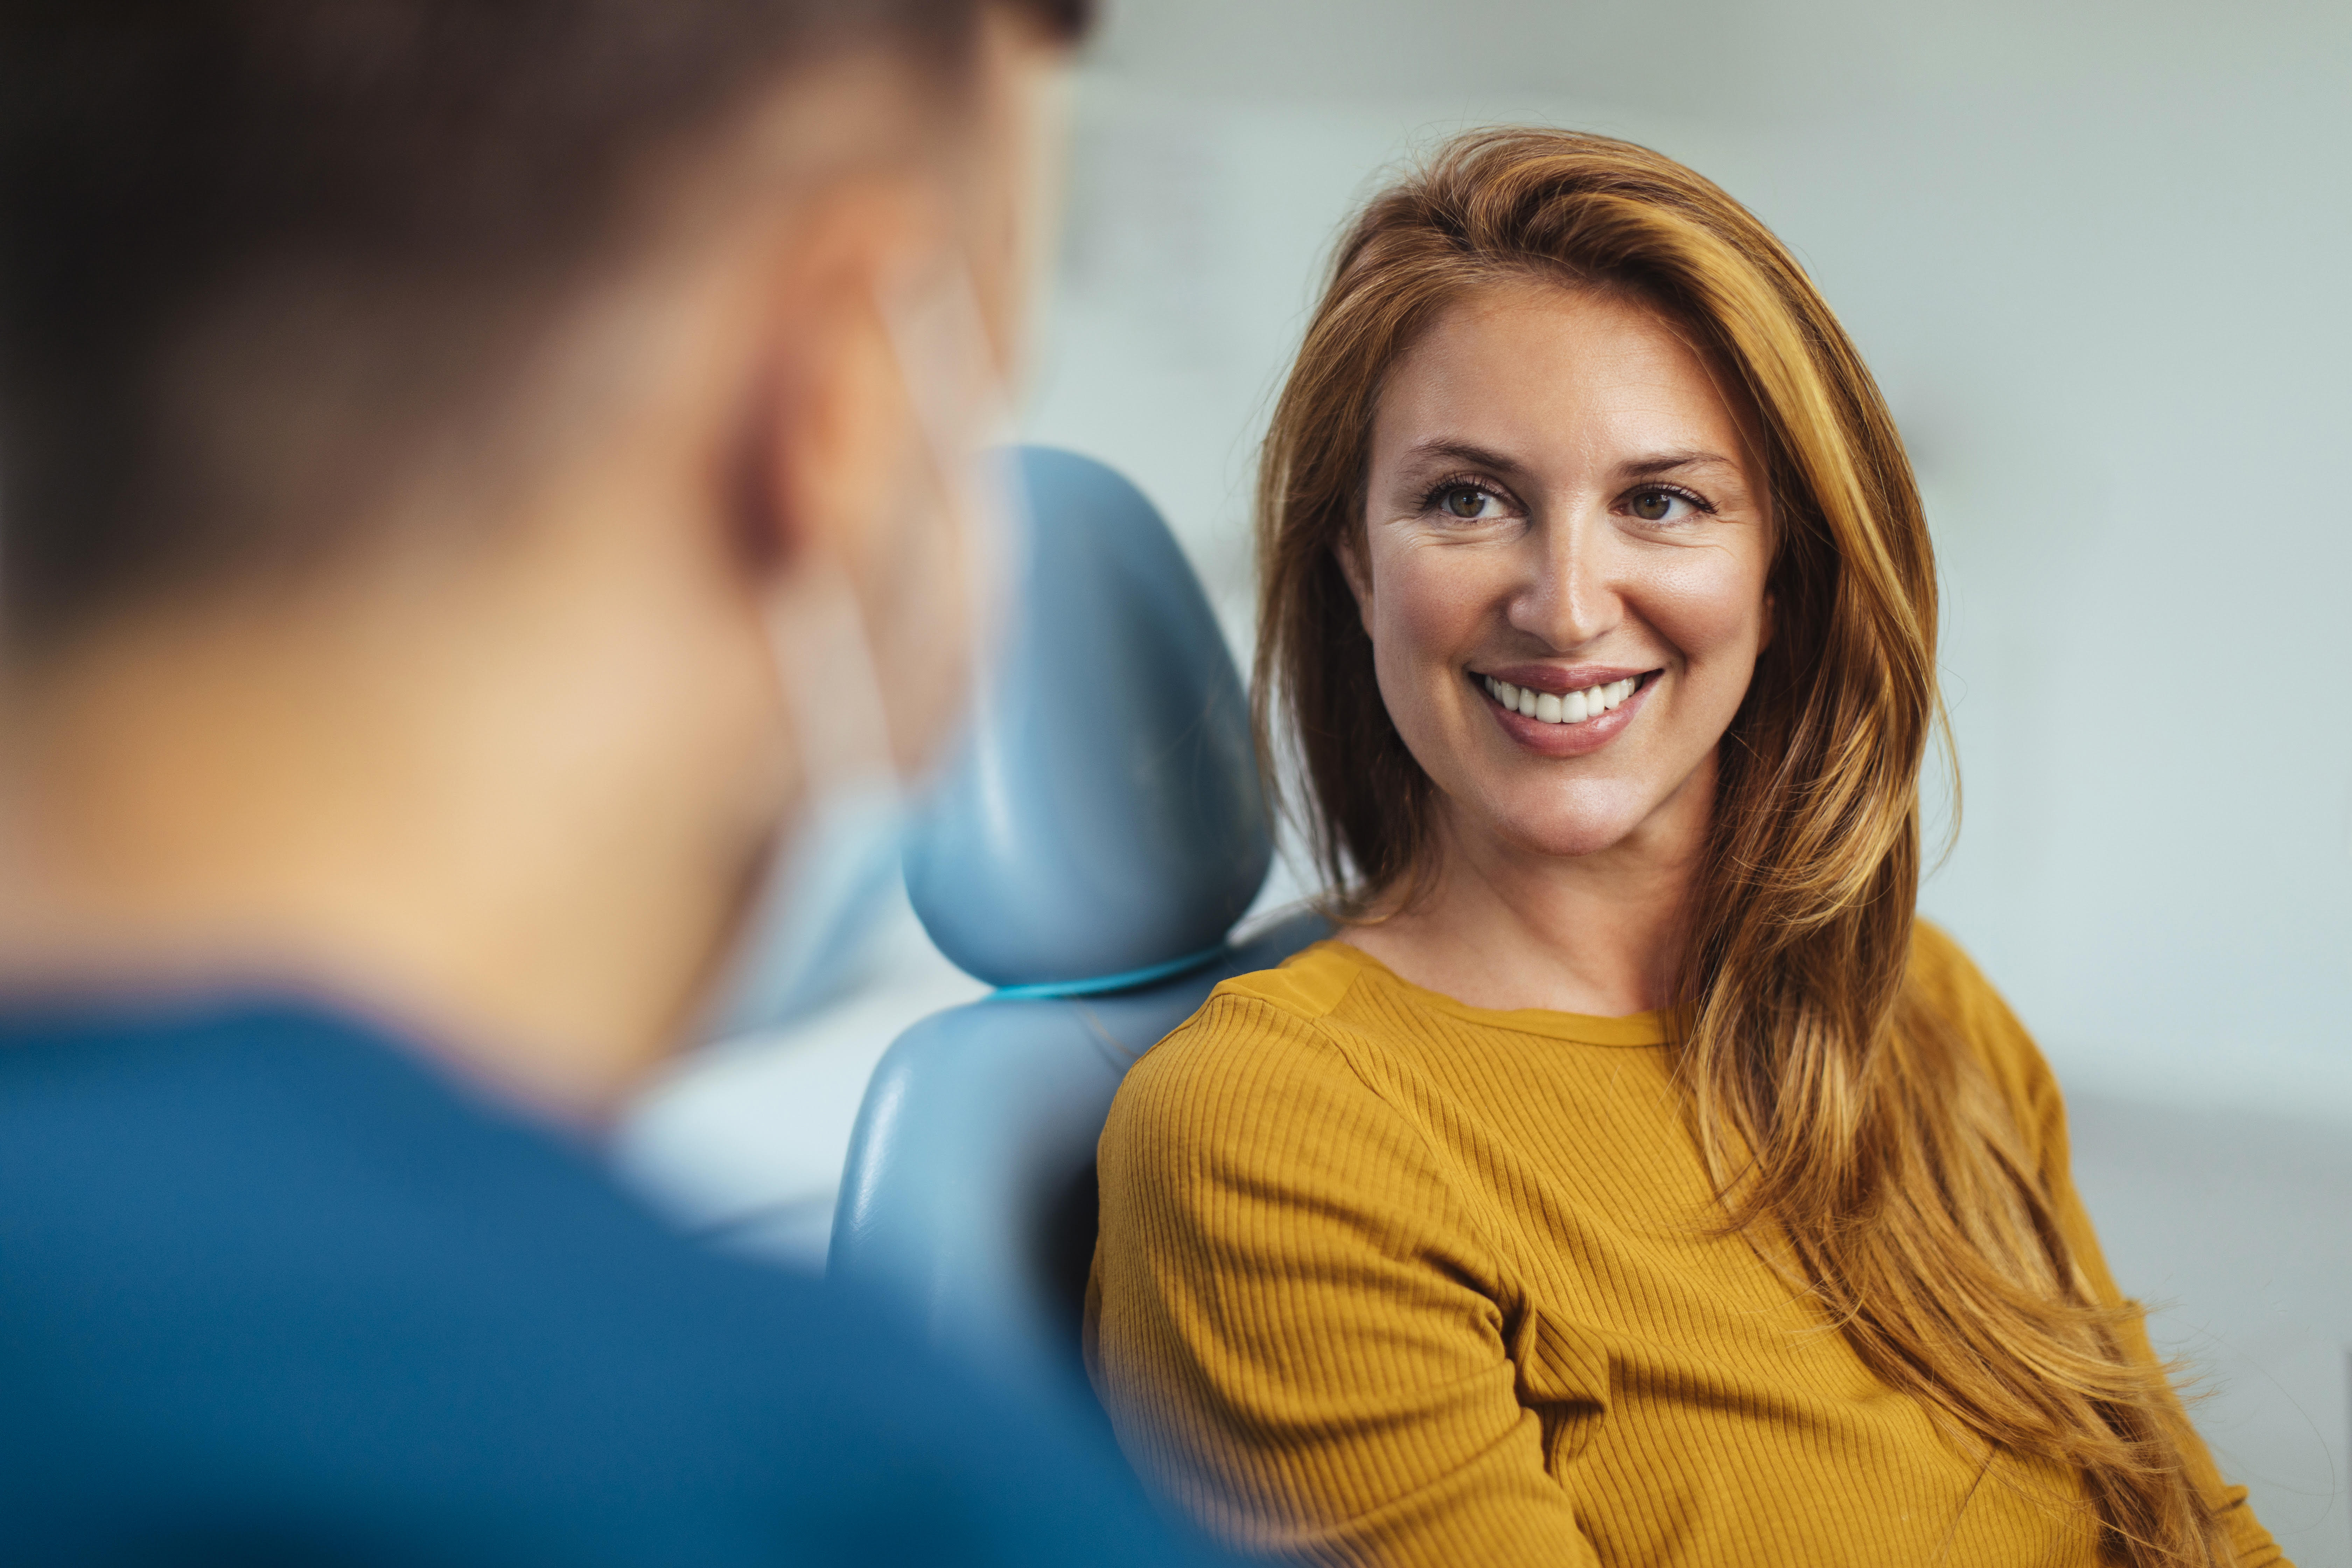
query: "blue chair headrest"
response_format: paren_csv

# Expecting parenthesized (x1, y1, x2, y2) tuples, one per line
(903, 448, 1271, 993)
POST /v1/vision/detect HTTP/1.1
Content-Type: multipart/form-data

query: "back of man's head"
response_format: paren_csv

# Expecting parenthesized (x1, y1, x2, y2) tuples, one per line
(0, 0, 1085, 657)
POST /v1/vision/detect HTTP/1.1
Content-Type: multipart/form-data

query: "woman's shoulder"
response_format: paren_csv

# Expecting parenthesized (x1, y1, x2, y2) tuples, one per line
(1906, 919, 2033, 1056)
(1107, 940, 1394, 1144)
(1905, 918, 2067, 1160)
(1101, 940, 1466, 1217)
(1205, 934, 1377, 1019)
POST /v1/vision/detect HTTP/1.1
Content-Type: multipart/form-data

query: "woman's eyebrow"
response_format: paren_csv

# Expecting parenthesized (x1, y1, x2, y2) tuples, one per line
(1622, 449, 1737, 478)
(1399, 442, 1742, 483)
(1399, 438, 1530, 478)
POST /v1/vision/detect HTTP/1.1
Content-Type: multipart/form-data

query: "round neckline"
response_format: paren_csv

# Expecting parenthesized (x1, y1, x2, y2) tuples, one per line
(1314, 939, 1672, 1048)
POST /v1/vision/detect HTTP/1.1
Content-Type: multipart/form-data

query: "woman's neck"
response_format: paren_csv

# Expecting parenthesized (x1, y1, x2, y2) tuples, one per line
(1340, 751, 1715, 1017)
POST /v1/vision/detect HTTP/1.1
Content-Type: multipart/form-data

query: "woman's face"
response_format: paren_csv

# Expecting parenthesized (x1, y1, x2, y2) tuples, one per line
(1352, 280, 1773, 863)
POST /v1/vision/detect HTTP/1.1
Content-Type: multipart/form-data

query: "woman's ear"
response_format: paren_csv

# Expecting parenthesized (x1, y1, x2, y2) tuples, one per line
(1759, 587, 1776, 653)
(1335, 527, 1376, 638)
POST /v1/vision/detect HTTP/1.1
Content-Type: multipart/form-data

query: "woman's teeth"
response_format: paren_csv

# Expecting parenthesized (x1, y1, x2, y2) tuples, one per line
(1483, 674, 1639, 726)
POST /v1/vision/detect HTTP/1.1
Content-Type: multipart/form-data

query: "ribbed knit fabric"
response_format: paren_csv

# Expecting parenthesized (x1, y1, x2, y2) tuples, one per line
(1086, 923, 2284, 1567)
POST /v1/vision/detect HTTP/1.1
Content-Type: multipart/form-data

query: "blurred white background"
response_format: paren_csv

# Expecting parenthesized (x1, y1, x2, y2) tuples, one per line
(625, 1, 2352, 1559)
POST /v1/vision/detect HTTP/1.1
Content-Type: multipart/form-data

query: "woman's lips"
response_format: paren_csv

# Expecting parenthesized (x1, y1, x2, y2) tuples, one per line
(1472, 666, 1658, 756)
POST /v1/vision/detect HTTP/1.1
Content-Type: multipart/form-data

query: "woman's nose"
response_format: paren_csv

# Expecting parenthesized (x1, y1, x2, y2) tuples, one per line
(1506, 513, 1623, 652)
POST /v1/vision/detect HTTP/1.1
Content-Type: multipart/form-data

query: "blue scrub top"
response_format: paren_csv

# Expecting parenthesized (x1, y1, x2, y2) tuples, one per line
(0, 997, 1216, 1566)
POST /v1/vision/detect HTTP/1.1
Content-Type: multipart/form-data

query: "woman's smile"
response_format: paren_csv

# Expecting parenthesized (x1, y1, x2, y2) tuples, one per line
(1470, 665, 1659, 756)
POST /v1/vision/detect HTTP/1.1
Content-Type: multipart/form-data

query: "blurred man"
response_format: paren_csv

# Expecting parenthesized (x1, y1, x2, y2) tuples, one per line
(0, 2, 1212, 1562)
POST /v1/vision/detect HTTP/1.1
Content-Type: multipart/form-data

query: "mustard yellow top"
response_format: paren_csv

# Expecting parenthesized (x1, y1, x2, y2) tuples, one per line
(1086, 925, 2284, 1567)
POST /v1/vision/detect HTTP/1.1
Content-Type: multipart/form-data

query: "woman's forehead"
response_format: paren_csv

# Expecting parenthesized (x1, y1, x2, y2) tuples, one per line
(1374, 282, 1755, 468)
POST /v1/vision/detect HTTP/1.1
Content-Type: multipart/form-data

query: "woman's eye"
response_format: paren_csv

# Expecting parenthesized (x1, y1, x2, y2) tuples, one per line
(1439, 485, 1496, 520)
(1628, 488, 1695, 523)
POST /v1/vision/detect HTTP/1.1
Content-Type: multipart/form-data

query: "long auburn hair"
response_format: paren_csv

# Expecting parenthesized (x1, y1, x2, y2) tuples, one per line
(1255, 128, 2227, 1567)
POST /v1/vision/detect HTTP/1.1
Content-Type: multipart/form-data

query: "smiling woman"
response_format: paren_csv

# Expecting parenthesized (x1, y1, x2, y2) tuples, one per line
(1349, 284, 1773, 891)
(1084, 131, 2285, 1568)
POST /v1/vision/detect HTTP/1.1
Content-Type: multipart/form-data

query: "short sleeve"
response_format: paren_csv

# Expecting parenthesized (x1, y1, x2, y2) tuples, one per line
(1086, 993, 1597, 1568)
(1909, 924, 2289, 1568)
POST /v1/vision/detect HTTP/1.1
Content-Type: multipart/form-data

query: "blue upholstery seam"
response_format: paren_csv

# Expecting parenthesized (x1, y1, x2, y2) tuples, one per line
(988, 943, 1229, 1001)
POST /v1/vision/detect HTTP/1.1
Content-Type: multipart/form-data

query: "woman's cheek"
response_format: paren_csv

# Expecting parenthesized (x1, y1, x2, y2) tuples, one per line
(1377, 540, 1502, 661)
(1371, 543, 1497, 731)
(1632, 547, 1767, 675)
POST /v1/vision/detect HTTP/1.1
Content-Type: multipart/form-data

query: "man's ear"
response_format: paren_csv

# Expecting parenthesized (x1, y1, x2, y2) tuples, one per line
(727, 176, 934, 589)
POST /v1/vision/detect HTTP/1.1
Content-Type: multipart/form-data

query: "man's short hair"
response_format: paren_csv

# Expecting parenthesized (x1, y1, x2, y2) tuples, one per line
(0, 0, 1088, 653)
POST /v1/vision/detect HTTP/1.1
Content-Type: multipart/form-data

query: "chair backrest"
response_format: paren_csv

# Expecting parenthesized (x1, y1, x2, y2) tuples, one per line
(829, 447, 1326, 1400)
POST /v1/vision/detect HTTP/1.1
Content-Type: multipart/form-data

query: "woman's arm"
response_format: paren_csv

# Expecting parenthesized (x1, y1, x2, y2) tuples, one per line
(1087, 993, 1598, 1568)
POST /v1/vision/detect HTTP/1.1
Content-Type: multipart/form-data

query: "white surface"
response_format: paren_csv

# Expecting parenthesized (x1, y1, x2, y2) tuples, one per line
(2073, 1091, 2352, 1566)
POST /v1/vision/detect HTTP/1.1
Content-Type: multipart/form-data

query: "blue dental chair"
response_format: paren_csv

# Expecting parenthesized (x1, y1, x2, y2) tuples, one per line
(829, 447, 1328, 1405)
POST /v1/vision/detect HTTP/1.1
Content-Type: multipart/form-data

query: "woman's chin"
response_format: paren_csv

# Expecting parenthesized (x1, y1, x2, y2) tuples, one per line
(1488, 808, 1651, 862)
